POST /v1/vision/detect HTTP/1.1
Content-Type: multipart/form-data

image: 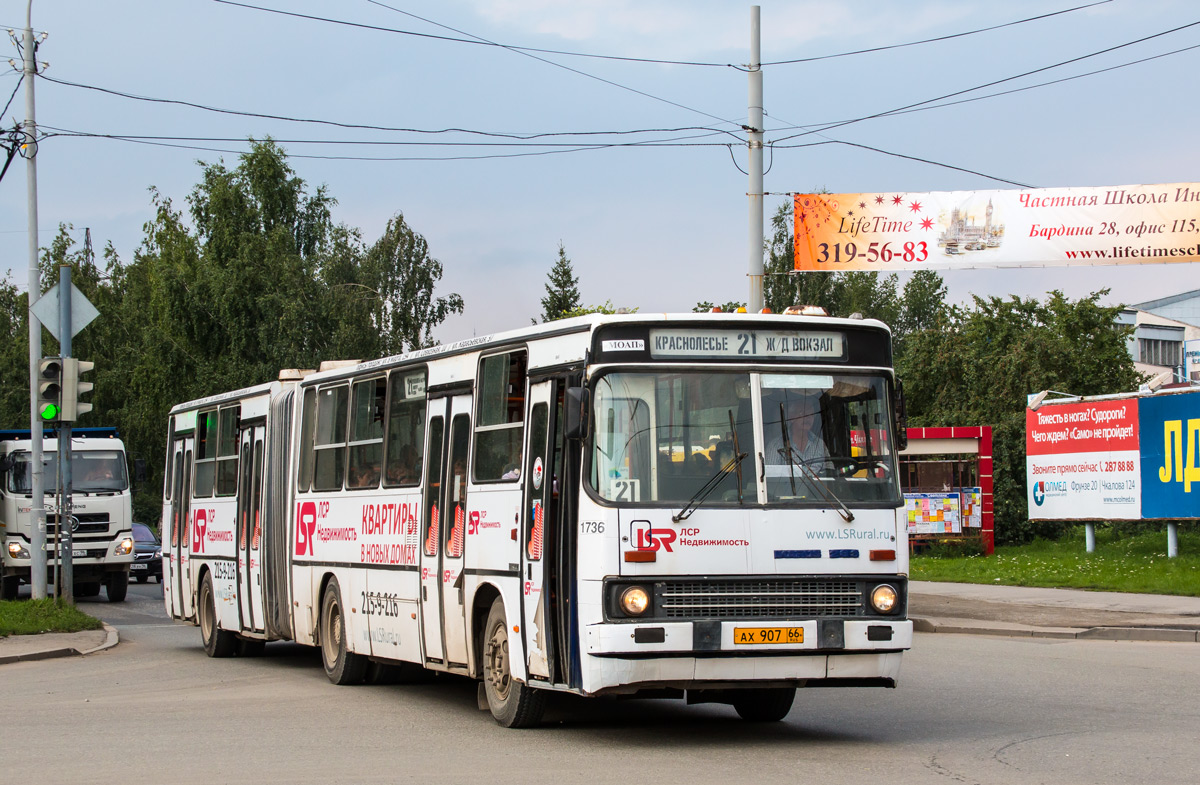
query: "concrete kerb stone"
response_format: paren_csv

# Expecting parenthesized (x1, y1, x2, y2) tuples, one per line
(912, 616, 1200, 642)
(0, 623, 120, 665)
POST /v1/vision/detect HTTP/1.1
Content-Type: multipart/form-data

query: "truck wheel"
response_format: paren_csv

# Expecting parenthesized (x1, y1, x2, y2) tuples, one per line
(482, 597, 546, 728)
(106, 572, 129, 602)
(1, 575, 19, 600)
(320, 577, 366, 685)
(199, 572, 236, 658)
(732, 687, 796, 722)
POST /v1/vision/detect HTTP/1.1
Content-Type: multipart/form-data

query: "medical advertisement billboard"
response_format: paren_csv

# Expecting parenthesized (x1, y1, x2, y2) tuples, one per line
(1026, 398, 1141, 520)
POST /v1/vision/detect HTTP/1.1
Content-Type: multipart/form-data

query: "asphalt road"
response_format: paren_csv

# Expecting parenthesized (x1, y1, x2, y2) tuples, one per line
(2, 583, 1197, 785)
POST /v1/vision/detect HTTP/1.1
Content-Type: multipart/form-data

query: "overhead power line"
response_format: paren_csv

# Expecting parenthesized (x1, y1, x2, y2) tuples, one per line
(211, 0, 1111, 70)
(40, 126, 730, 148)
(766, 39, 1200, 133)
(358, 0, 740, 128)
(37, 74, 745, 142)
(761, 1, 1113, 65)
(768, 18, 1200, 144)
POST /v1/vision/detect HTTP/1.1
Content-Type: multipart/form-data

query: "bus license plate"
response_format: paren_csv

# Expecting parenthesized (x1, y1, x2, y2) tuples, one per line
(733, 626, 803, 645)
(72, 549, 86, 558)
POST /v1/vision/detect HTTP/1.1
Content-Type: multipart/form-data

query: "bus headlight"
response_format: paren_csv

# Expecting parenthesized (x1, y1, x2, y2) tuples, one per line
(7, 541, 30, 559)
(870, 584, 899, 614)
(115, 538, 134, 556)
(619, 586, 650, 616)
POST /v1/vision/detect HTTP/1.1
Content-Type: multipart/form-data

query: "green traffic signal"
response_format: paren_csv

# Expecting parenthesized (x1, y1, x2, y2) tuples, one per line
(39, 403, 60, 421)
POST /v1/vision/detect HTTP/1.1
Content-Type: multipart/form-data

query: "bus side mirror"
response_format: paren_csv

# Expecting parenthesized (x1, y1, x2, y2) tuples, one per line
(894, 379, 908, 452)
(134, 458, 148, 484)
(564, 387, 591, 440)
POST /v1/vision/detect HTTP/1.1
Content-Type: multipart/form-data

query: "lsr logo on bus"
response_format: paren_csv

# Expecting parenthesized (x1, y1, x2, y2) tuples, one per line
(631, 521, 679, 552)
(192, 509, 208, 553)
(296, 501, 328, 556)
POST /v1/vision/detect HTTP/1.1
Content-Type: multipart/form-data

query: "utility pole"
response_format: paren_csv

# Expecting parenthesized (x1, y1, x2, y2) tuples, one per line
(24, 0, 47, 600)
(747, 6, 764, 312)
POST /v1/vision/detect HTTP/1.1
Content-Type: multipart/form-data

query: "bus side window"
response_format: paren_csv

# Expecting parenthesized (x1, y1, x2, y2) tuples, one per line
(312, 385, 349, 492)
(474, 351, 527, 482)
(347, 377, 386, 490)
(194, 409, 217, 497)
(216, 406, 240, 496)
(383, 369, 426, 488)
(297, 388, 317, 492)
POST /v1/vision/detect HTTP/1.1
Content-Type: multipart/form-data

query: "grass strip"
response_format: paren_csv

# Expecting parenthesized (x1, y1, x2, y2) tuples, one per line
(0, 598, 105, 637)
(912, 527, 1200, 596)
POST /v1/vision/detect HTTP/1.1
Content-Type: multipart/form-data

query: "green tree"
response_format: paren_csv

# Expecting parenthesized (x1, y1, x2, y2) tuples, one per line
(693, 300, 745, 313)
(8, 139, 463, 520)
(897, 290, 1143, 545)
(559, 300, 638, 319)
(539, 242, 581, 322)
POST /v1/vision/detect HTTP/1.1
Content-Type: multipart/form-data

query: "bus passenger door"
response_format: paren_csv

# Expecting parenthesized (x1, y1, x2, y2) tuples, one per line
(236, 425, 266, 633)
(522, 380, 558, 681)
(440, 398, 473, 668)
(166, 439, 193, 620)
(419, 401, 448, 664)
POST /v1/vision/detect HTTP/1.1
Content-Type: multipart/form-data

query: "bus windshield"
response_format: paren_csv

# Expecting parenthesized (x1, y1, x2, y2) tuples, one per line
(589, 370, 899, 507)
(7, 450, 129, 494)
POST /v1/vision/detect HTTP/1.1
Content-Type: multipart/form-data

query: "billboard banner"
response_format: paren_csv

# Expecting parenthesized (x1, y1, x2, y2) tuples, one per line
(1138, 391, 1200, 520)
(794, 183, 1200, 272)
(1026, 399, 1141, 520)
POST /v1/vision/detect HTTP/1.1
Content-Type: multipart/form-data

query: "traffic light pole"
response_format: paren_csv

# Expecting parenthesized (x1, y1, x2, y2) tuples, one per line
(58, 265, 74, 604)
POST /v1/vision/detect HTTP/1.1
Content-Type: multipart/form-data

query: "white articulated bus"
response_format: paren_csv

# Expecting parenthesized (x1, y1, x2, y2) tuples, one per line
(163, 313, 912, 727)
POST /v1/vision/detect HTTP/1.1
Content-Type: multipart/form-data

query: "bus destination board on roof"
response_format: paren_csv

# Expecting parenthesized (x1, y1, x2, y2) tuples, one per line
(648, 328, 845, 361)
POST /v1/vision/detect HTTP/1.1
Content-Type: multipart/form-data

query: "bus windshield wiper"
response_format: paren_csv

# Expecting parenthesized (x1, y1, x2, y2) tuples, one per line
(778, 452, 855, 523)
(672, 450, 748, 523)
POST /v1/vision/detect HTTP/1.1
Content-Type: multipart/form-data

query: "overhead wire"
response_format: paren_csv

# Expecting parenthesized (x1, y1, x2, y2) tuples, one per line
(359, 0, 743, 129)
(211, 0, 1111, 70)
(37, 73, 747, 143)
(768, 18, 1200, 145)
(761, 0, 1113, 65)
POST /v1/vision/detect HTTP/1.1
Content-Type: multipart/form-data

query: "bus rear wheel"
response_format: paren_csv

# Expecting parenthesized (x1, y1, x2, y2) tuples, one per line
(482, 597, 546, 728)
(732, 687, 796, 722)
(199, 572, 236, 658)
(320, 577, 366, 685)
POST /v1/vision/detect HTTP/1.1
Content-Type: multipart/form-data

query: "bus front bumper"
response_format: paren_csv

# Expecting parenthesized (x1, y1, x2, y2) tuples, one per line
(582, 619, 911, 695)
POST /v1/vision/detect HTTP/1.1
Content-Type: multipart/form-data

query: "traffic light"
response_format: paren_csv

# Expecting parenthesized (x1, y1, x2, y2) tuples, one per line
(60, 358, 94, 422)
(37, 357, 63, 422)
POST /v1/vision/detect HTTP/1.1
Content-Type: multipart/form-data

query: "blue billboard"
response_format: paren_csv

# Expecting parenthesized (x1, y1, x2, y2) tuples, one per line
(1139, 391, 1200, 519)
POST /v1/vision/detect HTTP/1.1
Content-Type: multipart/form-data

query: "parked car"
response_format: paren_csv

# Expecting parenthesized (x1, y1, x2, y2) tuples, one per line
(130, 523, 162, 583)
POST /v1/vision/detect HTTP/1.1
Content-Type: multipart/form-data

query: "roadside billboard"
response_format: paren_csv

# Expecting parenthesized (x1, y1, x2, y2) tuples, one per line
(1026, 398, 1140, 520)
(794, 183, 1200, 272)
(1139, 392, 1200, 519)
(1026, 390, 1200, 521)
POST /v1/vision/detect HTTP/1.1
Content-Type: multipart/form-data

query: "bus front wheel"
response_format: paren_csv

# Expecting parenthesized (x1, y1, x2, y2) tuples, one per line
(732, 687, 796, 722)
(482, 597, 546, 728)
(320, 577, 366, 685)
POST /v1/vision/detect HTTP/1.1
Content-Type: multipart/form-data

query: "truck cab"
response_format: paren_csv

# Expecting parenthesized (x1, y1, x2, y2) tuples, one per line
(1, 428, 135, 601)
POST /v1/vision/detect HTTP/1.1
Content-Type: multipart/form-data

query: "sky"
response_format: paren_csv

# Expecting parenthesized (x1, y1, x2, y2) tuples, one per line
(2, 0, 1199, 344)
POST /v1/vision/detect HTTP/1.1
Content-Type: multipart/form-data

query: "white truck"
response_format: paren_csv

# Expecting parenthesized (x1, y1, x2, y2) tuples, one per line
(1, 428, 135, 601)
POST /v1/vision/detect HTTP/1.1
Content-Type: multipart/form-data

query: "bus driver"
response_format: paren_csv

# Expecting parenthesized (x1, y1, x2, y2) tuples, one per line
(763, 392, 826, 468)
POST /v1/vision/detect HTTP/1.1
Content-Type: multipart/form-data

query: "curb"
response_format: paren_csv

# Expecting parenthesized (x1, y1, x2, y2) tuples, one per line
(0, 623, 120, 665)
(912, 616, 1200, 643)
